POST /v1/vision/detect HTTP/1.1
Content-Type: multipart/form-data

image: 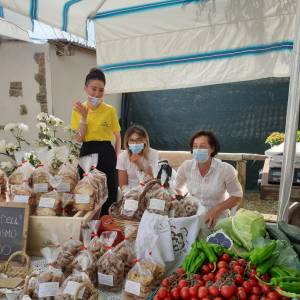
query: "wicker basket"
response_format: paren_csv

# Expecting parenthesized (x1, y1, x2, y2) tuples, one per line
(112, 216, 140, 239)
(1, 251, 31, 279)
(75, 281, 98, 300)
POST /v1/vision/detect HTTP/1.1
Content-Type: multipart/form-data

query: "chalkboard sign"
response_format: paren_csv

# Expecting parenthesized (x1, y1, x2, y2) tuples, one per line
(0, 202, 29, 261)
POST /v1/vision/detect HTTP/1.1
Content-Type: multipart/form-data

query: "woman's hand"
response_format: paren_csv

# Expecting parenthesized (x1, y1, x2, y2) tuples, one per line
(204, 206, 222, 229)
(73, 101, 88, 120)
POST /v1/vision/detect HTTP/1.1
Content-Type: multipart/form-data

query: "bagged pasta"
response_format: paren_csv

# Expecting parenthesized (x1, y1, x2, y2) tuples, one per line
(57, 225, 83, 273)
(10, 180, 36, 213)
(73, 228, 97, 284)
(34, 246, 64, 299)
(114, 225, 136, 274)
(36, 189, 62, 216)
(73, 154, 98, 212)
(0, 169, 7, 202)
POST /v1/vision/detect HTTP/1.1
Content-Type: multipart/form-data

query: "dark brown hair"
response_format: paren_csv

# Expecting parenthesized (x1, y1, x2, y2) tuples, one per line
(85, 68, 106, 86)
(189, 131, 220, 157)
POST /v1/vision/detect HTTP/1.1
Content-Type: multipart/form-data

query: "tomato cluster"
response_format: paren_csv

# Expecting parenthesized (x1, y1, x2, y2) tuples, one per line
(153, 255, 289, 300)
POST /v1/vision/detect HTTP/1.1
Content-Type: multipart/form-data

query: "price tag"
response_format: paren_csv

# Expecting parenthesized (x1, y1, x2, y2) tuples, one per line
(39, 197, 56, 208)
(13, 195, 29, 203)
(125, 280, 141, 296)
(56, 182, 70, 193)
(33, 183, 48, 193)
(38, 282, 59, 297)
(64, 281, 84, 299)
(98, 273, 114, 286)
(149, 198, 165, 211)
(124, 199, 138, 211)
(75, 194, 90, 204)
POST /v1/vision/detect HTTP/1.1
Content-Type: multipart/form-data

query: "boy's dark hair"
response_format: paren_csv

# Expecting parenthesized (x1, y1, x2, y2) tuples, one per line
(85, 68, 106, 85)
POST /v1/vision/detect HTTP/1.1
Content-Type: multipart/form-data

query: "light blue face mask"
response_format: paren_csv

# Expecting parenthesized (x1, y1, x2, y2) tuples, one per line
(192, 148, 209, 163)
(128, 143, 144, 154)
(88, 96, 103, 107)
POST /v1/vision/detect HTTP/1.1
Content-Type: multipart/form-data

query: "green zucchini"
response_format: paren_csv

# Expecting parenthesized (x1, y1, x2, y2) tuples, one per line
(266, 223, 290, 243)
(278, 221, 300, 243)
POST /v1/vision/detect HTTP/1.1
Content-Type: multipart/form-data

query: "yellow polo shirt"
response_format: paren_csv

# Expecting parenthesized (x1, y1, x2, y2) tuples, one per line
(70, 102, 121, 141)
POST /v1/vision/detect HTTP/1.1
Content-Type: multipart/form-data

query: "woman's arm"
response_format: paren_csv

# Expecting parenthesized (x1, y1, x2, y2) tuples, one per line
(204, 196, 242, 228)
(174, 162, 188, 196)
(113, 131, 121, 156)
(72, 102, 88, 142)
(118, 169, 128, 188)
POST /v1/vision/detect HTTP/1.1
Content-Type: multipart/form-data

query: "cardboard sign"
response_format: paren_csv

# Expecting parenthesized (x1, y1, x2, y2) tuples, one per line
(0, 202, 29, 261)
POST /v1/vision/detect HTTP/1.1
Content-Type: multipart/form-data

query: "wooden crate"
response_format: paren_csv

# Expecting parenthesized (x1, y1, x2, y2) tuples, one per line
(27, 208, 100, 256)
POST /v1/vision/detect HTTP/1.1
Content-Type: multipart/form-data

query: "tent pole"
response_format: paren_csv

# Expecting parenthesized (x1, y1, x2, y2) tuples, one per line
(277, 1, 300, 222)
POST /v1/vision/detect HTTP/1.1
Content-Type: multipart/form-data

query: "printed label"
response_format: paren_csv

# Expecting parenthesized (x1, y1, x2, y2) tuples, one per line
(98, 272, 114, 286)
(39, 197, 56, 208)
(125, 280, 141, 296)
(38, 282, 59, 297)
(33, 183, 48, 193)
(64, 281, 84, 298)
(56, 182, 70, 192)
(124, 199, 138, 211)
(75, 194, 90, 204)
(149, 198, 165, 211)
(13, 195, 29, 203)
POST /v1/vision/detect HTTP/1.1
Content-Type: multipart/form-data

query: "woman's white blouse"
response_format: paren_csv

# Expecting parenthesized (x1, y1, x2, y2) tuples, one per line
(175, 158, 243, 210)
(116, 148, 159, 188)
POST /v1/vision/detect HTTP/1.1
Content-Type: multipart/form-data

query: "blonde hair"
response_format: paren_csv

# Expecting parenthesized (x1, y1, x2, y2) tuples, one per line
(124, 125, 150, 159)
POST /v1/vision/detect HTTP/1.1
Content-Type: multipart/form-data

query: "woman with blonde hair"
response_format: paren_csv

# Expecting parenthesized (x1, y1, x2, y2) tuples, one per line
(117, 125, 159, 188)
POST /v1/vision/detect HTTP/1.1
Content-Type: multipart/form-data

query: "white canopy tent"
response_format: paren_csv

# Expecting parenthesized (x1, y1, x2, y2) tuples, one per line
(0, 0, 299, 221)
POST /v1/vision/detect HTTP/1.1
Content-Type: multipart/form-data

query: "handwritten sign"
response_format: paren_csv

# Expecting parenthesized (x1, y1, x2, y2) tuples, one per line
(0, 202, 29, 261)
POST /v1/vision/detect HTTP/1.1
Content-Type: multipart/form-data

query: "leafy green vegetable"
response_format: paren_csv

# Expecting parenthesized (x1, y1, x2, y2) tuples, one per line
(275, 240, 300, 272)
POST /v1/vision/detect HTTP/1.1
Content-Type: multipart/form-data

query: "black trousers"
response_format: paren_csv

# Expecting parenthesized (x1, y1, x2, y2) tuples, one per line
(79, 141, 118, 215)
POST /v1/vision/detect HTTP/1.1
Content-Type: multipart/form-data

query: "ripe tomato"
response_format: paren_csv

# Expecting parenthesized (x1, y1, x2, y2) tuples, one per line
(171, 287, 180, 299)
(178, 279, 188, 289)
(249, 278, 258, 287)
(242, 281, 252, 293)
(249, 269, 257, 279)
(267, 291, 280, 300)
(198, 286, 209, 298)
(220, 285, 237, 298)
(202, 274, 210, 282)
(189, 286, 198, 297)
(252, 286, 261, 296)
(237, 287, 247, 300)
(208, 262, 215, 270)
(176, 268, 185, 275)
(261, 274, 270, 282)
(233, 265, 244, 275)
(153, 295, 160, 300)
(235, 274, 244, 285)
(209, 286, 220, 297)
(249, 295, 259, 300)
(157, 287, 168, 299)
(207, 272, 215, 281)
(196, 280, 204, 287)
(161, 278, 168, 287)
(221, 253, 231, 262)
(201, 265, 210, 274)
(180, 287, 190, 299)
(238, 259, 247, 266)
(194, 274, 202, 281)
(261, 285, 271, 295)
(217, 261, 228, 269)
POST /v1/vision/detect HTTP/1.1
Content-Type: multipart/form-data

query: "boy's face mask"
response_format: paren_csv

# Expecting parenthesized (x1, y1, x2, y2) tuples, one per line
(128, 143, 144, 154)
(88, 96, 103, 107)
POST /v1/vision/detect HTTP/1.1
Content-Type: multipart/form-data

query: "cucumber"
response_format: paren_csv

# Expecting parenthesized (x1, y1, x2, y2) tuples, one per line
(266, 223, 290, 243)
(278, 221, 300, 243)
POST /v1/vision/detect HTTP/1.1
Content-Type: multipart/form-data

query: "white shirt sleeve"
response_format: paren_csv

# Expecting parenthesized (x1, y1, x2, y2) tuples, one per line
(223, 163, 243, 197)
(175, 161, 189, 191)
(116, 151, 127, 171)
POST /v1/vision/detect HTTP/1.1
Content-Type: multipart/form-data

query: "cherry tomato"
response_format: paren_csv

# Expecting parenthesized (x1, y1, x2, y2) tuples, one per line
(157, 287, 168, 299)
(170, 287, 180, 300)
(194, 274, 202, 281)
(201, 265, 210, 274)
(238, 258, 247, 266)
(249, 278, 258, 287)
(164, 296, 172, 300)
(209, 286, 220, 297)
(261, 285, 271, 295)
(249, 269, 257, 279)
(221, 253, 231, 262)
(242, 281, 252, 293)
(218, 261, 228, 269)
(153, 295, 160, 300)
(189, 286, 198, 297)
(235, 274, 244, 285)
(196, 280, 204, 287)
(161, 278, 168, 287)
(220, 285, 237, 298)
(208, 262, 215, 270)
(202, 274, 210, 282)
(180, 287, 190, 299)
(267, 291, 280, 300)
(207, 272, 215, 281)
(249, 295, 259, 300)
(233, 265, 244, 275)
(237, 287, 247, 300)
(176, 268, 185, 275)
(214, 298, 224, 300)
(198, 286, 209, 298)
(252, 286, 261, 296)
(178, 279, 188, 289)
(261, 274, 270, 282)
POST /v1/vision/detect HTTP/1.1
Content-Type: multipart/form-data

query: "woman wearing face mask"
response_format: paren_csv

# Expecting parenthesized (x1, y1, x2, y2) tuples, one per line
(117, 125, 159, 189)
(175, 131, 242, 228)
(70, 68, 121, 215)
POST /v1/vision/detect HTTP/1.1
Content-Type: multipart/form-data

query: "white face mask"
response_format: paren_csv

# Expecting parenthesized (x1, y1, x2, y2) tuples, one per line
(88, 96, 103, 107)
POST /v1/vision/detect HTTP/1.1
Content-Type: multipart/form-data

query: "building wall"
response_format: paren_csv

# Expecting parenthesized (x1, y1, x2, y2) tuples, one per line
(0, 40, 52, 145)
